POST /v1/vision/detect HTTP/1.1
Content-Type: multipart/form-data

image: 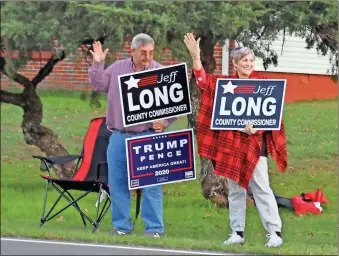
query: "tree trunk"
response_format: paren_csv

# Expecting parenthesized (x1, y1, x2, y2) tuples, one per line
(1, 53, 73, 179)
(187, 30, 230, 207)
(21, 87, 74, 179)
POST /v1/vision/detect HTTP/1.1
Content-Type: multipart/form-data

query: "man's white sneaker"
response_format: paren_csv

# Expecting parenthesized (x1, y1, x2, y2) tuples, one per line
(223, 232, 245, 245)
(265, 233, 283, 247)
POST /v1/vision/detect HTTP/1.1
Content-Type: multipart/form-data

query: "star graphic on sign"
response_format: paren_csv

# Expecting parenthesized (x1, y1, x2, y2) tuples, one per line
(125, 76, 140, 90)
(221, 81, 237, 94)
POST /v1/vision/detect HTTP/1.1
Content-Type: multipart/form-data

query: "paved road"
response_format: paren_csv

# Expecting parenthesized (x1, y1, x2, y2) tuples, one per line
(1, 237, 243, 255)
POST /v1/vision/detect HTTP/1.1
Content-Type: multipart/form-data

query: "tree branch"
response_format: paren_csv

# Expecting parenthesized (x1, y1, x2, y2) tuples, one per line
(256, 25, 268, 40)
(31, 50, 66, 87)
(0, 57, 32, 87)
(0, 90, 24, 107)
(281, 28, 286, 55)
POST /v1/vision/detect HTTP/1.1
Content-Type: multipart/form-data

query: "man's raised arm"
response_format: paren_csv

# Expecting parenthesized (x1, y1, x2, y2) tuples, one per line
(88, 41, 111, 93)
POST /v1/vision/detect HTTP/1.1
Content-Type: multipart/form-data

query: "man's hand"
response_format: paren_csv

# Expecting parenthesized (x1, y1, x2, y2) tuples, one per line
(243, 123, 257, 135)
(152, 120, 166, 133)
(183, 33, 201, 59)
(89, 41, 109, 63)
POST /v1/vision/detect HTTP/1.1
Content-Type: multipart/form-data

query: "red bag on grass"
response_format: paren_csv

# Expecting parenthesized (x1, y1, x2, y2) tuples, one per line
(291, 188, 329, 215)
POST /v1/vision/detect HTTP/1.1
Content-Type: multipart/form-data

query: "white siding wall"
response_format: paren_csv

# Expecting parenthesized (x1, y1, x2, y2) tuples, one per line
(222, 39, 229, 76)
(253, 32, 332, 75)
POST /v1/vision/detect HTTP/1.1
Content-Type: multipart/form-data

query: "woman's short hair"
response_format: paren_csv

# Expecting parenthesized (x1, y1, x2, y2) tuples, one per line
(131, 33, 154, 49)
(230, 46, 255, 63)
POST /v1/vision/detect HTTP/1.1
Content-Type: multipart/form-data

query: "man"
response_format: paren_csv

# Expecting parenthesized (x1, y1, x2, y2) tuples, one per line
(88, 33, 177, 238)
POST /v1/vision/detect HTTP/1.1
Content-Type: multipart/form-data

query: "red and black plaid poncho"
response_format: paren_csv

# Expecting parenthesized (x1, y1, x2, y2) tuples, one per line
(193, 68, 288, 189)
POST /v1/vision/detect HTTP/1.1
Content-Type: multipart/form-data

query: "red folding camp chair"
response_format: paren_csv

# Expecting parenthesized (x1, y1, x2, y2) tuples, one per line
(33, 117, 111, 232)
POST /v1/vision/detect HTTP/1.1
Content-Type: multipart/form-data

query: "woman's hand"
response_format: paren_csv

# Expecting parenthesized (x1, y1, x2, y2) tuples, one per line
(184, 33, 202, 70)
(184, 33, 201, 59)
(243, 123, 257, 135)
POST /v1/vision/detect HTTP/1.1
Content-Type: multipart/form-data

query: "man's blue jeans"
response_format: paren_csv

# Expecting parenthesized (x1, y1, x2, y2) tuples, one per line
(107, 129, 164, 233)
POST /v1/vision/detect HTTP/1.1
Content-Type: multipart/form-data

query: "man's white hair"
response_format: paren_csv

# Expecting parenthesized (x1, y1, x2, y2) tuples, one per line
(131, 33, 154, 49)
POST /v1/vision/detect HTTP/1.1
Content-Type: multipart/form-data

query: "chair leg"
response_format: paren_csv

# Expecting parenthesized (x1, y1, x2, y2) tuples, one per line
(92, 196, 111, 233)
(40, 180, 50, 226)
(93, 187, 104, 233)
(51, 183, 96, 226)
(64, 190, 87, 227)
(40, 182, 93, 226)
(41, 181, 65, 226)
(95, 186, 103, 225)
(39, 180, 110, 232)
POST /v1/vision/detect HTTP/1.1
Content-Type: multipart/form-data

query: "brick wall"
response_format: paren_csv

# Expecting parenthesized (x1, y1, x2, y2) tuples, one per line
(228, 40, 236, 73)
(214, 44, 223, 74)
(1, 40, 337, 102)
(0, 41, 224, 90)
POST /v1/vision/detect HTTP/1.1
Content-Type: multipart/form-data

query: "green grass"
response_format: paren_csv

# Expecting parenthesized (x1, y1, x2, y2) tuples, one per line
(1, 91, 338, 255)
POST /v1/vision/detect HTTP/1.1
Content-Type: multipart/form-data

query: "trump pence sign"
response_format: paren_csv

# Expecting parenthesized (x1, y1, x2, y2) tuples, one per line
(211, 79, 286, 130)
(125, 129, 196, 190)
(118, 63, 192, 127)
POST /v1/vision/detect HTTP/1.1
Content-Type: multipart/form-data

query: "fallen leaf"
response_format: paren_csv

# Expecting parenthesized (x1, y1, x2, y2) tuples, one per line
(203, 214, 211, 219)
(56, 216, 64, 222)
(50, 234, 61, 240)
(3, 159, 13, 164)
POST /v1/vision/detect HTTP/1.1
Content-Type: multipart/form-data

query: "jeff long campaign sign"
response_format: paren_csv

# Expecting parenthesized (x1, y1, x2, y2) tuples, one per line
(211, 79, 286, 130)
(118, 63, 192, 127)
(126, 129, 196, 190)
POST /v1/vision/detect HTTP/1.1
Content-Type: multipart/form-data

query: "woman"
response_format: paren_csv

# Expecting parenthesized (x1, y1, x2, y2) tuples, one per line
(184, 33, 287, 247)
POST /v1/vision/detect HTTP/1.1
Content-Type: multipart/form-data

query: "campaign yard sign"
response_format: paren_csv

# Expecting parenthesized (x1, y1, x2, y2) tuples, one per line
(125, 129, 196, 190)
(118, 63, 192, 127)
(211, 79, 286, 130)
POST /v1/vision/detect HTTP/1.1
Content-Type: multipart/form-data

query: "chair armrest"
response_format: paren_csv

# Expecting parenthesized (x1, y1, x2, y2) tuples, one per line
(32, 155, 82, 165)
(32, 155, 82, 174)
